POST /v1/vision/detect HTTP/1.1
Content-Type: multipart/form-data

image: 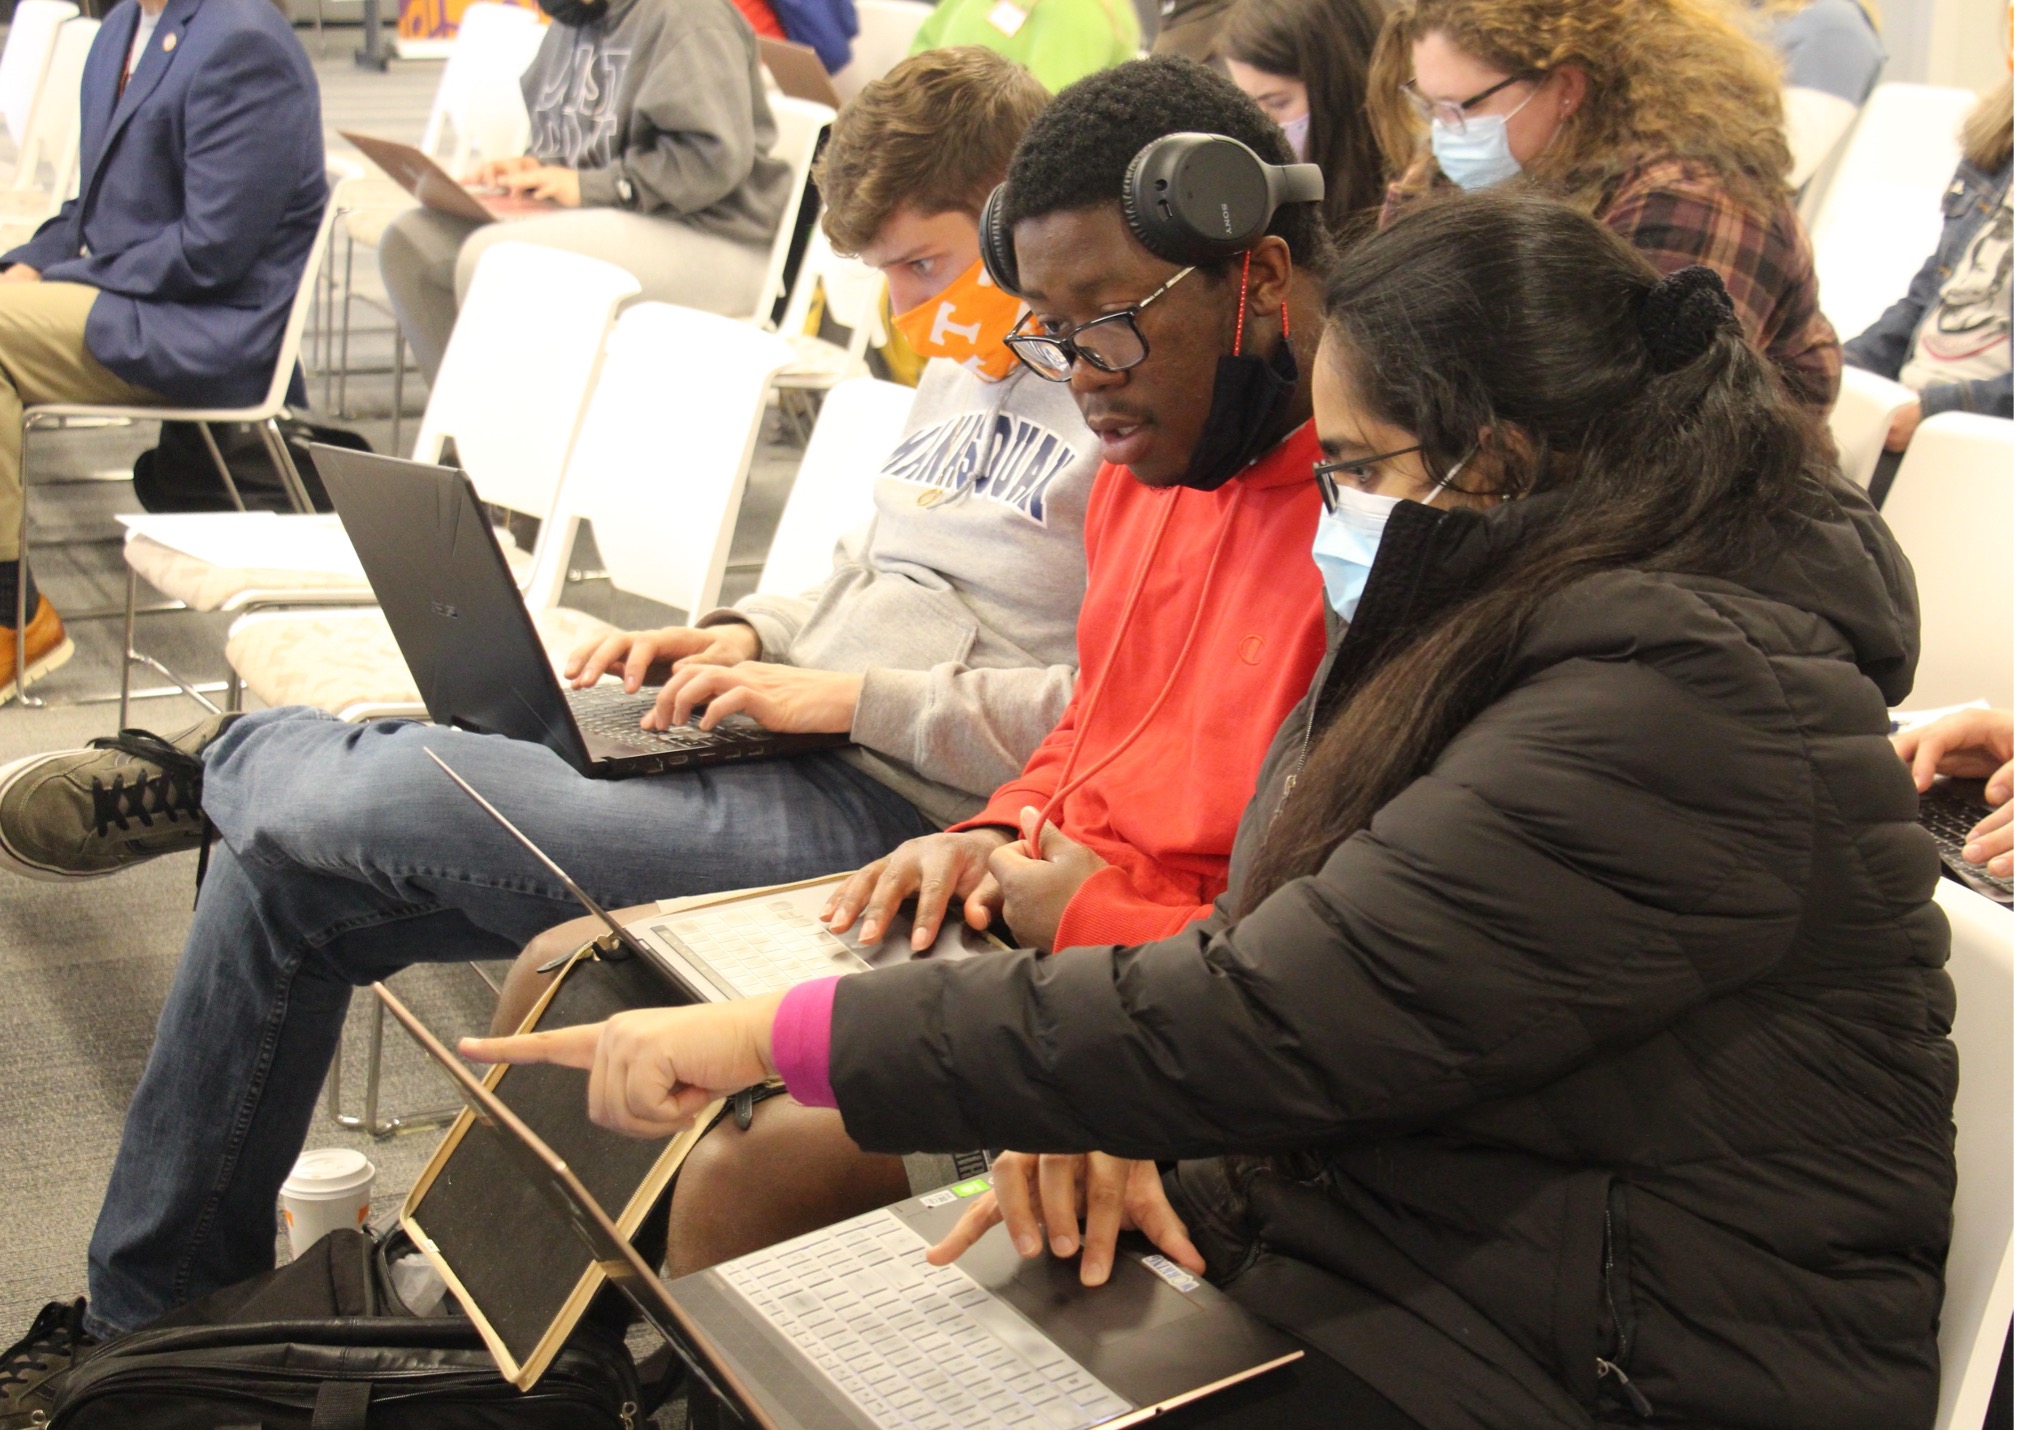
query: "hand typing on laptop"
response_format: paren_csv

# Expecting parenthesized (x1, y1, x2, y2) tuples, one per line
(925, 1152, 1206, 1289)
(566, 622, 762, 692)
(461, 154, 580, 206)
(566, 622, 867, 734)
(1893, 707, 2015, 876)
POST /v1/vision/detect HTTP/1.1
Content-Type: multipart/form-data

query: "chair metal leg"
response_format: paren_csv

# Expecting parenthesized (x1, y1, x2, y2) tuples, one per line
(119, 566, 136, 728)
(195, 421, 249, 513)
(327, 991, 460, 1139)
(260, 419, 316, 513)
(336, 231, 356, 417)
(13, 412, 37, 707)
(391, 330, 407, 456)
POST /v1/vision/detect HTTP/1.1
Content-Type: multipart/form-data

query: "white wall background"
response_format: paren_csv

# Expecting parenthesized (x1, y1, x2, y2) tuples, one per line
(1873, 0, 2010, 93)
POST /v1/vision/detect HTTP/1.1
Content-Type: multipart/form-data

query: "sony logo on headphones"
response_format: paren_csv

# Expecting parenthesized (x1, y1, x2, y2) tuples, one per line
(1220, 202, 1233, 236)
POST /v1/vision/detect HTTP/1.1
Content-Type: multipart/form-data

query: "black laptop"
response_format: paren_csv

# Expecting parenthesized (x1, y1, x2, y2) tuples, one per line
(1919, 778, 2014, 905)
(307, 445, 849, 779)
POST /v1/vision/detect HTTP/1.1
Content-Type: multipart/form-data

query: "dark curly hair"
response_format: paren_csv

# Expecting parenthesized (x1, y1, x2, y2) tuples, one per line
(1001, 54, 1330, 271)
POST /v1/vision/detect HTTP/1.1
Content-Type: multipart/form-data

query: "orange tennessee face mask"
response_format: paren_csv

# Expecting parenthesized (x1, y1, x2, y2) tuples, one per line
(890, 258, 1025, 382)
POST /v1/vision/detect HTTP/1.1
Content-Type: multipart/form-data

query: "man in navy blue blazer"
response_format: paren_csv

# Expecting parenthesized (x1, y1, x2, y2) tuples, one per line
(0, 0, 324, 699)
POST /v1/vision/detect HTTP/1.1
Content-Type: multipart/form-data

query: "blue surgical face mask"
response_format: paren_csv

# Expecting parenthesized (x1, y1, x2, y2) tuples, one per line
(1310, 485, 1402, 622)
(1428, 84, 1542, 191)
(1430, 113, 1521, 190)
(1279, 112, 1312, 162)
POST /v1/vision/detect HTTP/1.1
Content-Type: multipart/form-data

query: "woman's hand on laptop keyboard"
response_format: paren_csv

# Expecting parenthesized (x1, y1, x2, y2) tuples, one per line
(565, 622, 761, 693)
(926, 1152, 1206, 1289)
(460, 993, 788, 1139)
(1894, 708, 2015, 875)
(649, 662, 864, 734)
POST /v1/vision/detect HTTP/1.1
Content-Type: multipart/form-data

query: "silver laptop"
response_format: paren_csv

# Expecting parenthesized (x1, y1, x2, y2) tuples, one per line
(377, 982, 1307, 1429)
(429, 753, 1004, 1004)
(342, 130, 559, 225)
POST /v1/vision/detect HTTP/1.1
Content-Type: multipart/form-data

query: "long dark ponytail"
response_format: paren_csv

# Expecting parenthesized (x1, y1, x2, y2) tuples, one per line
(1239, 190, 1838, 913)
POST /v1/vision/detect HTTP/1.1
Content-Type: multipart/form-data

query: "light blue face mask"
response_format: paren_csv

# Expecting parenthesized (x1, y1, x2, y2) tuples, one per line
(1310, 485, 1402, 622)
(1279, 112, 1312, 162)
(1429, 83, 1543, 192)
(1310, 448, 1478, 620)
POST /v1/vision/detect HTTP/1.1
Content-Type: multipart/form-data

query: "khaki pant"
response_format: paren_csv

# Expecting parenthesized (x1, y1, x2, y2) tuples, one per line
(0, 280, 163, 561)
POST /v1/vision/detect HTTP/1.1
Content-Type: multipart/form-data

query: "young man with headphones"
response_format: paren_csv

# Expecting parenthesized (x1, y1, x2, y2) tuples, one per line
(639, 55, 1340, 1279)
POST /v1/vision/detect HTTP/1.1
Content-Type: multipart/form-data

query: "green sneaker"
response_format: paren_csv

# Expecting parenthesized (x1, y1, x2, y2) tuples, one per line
(0, 1298, 96, 1429)
(0, 714, 236, 881)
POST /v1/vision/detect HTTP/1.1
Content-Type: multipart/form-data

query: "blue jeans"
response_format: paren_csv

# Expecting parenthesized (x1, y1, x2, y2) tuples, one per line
(84, 707, 935, 1337)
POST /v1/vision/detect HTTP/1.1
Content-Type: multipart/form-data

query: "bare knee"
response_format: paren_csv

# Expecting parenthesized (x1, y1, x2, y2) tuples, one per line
(667, 1098, 908, 1277)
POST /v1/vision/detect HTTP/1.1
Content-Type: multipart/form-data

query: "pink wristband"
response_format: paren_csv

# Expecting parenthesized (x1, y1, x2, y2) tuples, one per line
(771, 977, 841, 1108)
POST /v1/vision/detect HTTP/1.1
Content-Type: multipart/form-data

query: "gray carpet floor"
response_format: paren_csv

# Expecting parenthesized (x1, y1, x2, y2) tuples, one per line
(0, 45, 802, 1424)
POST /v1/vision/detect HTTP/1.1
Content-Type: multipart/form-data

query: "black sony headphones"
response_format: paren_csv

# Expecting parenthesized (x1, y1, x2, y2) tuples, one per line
(978, 132, 1325, 297)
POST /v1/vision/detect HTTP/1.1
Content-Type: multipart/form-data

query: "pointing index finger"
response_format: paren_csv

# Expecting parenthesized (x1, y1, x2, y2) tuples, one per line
(459, 1023, 603, 1069)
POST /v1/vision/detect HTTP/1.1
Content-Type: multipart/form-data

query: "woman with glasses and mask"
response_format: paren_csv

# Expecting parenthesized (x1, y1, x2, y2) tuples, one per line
(475, 188, 1952, 1430)
(1366, 0, 1841, 414)
(1217, 0, 1388, 244)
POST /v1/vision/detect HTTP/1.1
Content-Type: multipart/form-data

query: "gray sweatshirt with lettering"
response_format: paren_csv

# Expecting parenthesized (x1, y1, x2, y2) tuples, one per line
(519, 0, 792, 244)
(702, 361, 1099, 827)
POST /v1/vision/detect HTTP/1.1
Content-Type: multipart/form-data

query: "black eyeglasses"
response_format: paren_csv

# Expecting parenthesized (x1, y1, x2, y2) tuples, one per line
(1315, 443, 1484, 510)
(1401, 72, 1537, 133)
(1004, 266, 1197, 382)
(1313, 444, 1422, 512)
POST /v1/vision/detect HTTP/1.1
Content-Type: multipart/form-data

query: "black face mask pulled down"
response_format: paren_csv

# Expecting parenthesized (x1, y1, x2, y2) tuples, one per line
(1174, 333, 1299, 491)
(536, 0, 609, 24)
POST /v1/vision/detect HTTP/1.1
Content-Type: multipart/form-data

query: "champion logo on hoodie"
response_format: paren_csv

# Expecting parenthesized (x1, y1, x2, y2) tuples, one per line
(878, 410, 1079, 525)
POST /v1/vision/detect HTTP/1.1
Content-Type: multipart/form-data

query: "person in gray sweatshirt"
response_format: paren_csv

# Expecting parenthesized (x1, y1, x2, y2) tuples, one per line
(0, 50, 1100, 1340)
(378, 0, 796, 380)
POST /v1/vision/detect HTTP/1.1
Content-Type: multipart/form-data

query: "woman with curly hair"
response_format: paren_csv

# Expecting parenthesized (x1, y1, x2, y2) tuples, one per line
(1367, 0, 1841, 413)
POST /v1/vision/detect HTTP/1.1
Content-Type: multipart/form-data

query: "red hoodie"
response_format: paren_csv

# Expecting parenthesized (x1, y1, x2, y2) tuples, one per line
(952, 424, 1328, 949)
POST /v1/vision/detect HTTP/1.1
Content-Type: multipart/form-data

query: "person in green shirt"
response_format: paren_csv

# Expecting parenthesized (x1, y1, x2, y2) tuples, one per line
(908, 0, 1139, 92)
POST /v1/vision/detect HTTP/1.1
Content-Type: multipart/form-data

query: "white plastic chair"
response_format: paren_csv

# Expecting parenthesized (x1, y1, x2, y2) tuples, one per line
(1877, 413, 2015, 711)
(1930, 877, 2013, 1430)
(775, 222, 886, 392)
(327, 3, 543, 432)
(1808, 83, 1978, 342)
(11, 195, 342, 707)
(748, 96, 837, 327)
(533, 302, 796, 620)
(830, 0, 932, 103)
(1782, 85, 1859, 191)
(137, 244, 636, 719)
(0, 17, 97, 247)
(417, 1, 544, 171)
(1828, 365, 1917, 491)
(0, 0, 78, 148)
(225, 299, 789, 720)
(758, 375, 913, 597)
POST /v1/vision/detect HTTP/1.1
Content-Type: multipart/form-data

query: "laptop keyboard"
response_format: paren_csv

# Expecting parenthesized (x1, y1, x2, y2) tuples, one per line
(1920, 783, 2015, 900)
(567, 684, 770, 750)
(721, 1209, 1134, 1429)
(655, 900, 868, 998)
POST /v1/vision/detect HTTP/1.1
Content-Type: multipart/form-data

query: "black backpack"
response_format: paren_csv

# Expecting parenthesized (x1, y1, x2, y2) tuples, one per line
(129, 418, 373, 515)
(47, 1229, 665, 1429)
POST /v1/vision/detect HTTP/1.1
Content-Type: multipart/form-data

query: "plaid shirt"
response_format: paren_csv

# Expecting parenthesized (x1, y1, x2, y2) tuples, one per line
(1383, 157, 1843, 413)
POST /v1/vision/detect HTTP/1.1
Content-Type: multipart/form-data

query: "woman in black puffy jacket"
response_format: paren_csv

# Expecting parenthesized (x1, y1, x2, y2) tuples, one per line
(475, 190, 1956, 1429)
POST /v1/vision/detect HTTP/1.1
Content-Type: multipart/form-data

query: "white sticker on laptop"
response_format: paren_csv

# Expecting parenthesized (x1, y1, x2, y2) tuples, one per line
(919, 1188, 959, 1208)
(1140, 1254, 1201, 1293)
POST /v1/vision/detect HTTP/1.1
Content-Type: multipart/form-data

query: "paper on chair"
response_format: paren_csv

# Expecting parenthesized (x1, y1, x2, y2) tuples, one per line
(117, 512, 368, 578)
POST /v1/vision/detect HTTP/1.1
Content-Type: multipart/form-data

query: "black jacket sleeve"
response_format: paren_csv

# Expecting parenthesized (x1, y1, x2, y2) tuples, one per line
(829, 574, 1828, 1160)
